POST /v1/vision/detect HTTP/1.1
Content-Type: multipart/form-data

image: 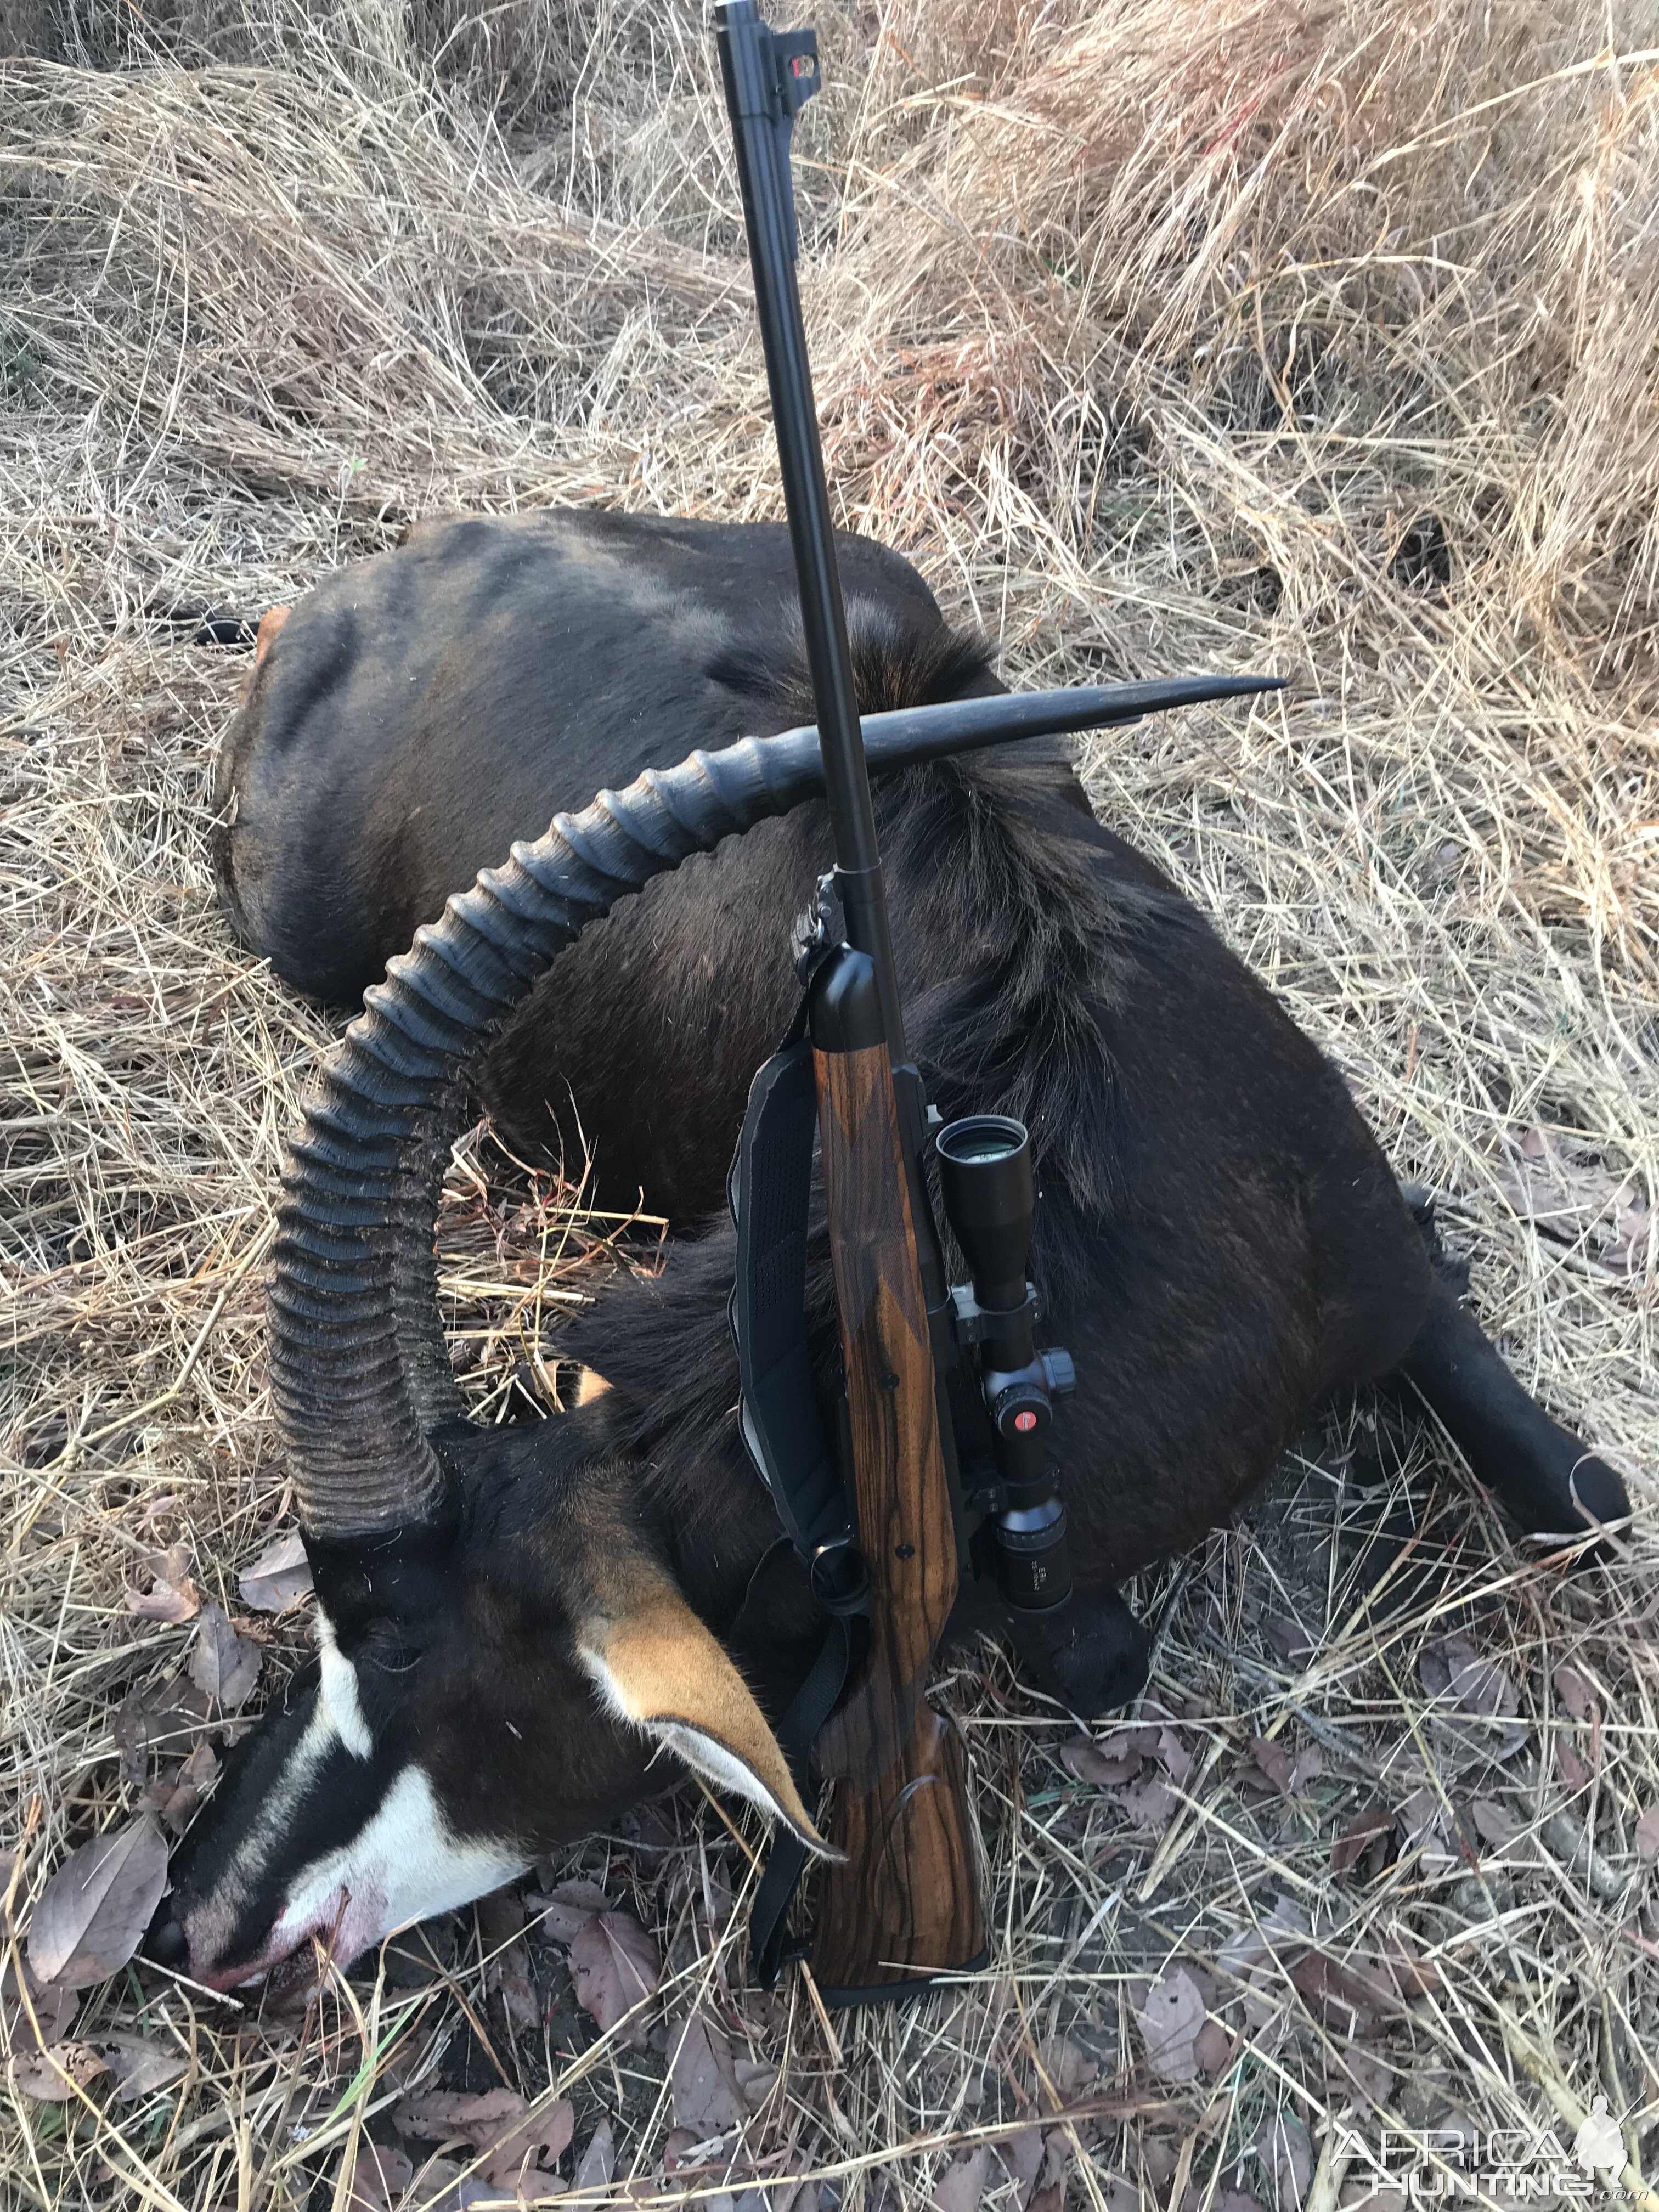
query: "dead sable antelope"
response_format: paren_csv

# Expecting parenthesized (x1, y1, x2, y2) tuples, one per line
(159, 509, 1632, 1994)
(215, 507, 1002, 1223)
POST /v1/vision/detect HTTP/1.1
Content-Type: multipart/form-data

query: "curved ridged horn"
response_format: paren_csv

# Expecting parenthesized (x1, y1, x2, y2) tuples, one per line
(270, 671, 1281, 1543)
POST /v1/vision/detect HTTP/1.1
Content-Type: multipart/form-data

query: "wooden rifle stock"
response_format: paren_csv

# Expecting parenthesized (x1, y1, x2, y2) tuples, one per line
(808, 954, 985, 1998)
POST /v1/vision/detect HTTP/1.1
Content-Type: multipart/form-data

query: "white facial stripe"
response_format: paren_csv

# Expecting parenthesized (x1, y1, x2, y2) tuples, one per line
(185, 1610, 387, 1981)
(315, 1611, 373, 1760)
(269, 1765, 528, 1968)
(213, 1675, 341, 1903)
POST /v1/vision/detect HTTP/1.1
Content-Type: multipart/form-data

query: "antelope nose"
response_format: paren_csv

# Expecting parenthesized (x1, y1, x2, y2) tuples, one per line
(146, 1910, 187, 1968)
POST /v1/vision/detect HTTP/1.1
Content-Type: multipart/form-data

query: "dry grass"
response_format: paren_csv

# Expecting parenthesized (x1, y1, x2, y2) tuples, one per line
(2, 1, 1658, 2207)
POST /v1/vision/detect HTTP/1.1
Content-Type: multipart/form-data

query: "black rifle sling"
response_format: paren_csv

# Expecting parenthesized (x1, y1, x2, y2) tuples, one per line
(746, 1594, 859, 1985)
(727, 1009, 867, 1983)
(726, 1020, 847, 1559)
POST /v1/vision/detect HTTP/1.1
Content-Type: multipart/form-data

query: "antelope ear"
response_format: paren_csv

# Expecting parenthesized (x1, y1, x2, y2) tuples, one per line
(578, 1578, 831, 1858)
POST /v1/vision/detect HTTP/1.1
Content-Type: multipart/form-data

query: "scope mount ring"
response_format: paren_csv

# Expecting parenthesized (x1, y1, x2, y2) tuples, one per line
(949, 1280, 1039, 1347)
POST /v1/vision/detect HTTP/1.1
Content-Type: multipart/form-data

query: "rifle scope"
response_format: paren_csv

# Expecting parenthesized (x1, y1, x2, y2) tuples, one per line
(936, 1117, 1075, 1612)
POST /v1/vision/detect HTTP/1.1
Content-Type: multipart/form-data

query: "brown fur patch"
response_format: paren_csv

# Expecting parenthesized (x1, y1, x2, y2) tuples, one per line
(255, 603, 291, 667)
(240, 604, 292, 702)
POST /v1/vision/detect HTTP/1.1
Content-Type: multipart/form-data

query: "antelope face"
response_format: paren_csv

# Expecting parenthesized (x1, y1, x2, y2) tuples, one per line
(155, 1467, 820, 1993)
(156, 1616, 530, 1995)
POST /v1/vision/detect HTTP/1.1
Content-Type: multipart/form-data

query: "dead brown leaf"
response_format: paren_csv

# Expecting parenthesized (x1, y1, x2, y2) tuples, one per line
(476, 1887, 525, 1946)
(1217, 1896, 1310, 1984)
(930, 2146, 989, 2212)
(123, 1583, 198, 1626)
(6, 2040, 109, 2100)
(1095, 1723, 1154, 1760)
(1060, 1738, 1139, 1788)
(93, 2031, 189, 2100)
(1471, 1798, 1539, 1862)
(345, 2140, 414, 2212)
(526, 1876, 610, 1943)
(669, 2011, 747, 2136)
(394, 2087, 573, 2188)
(1134, 1966, 1206, 2084)
(26, 1816, 169, 1991)
(125, 1544, 200, 1623)
(1332, 2044, 1395, 2109)
(1288, 1951, 1386, 2038)
(1494, 1126, 1650, 1272)
(1330, 1805, 1393, 1872)
(568, 1909, 659, 2044)
(476, 1888, 539, 2036)
(144, 1736, 221, 1833)
(112, 1675, 212, 1786)
(401, 2155, 465, 2209)
(1553, 1664, 1599, 1722)
(189, 1602, 263, 1709)
(1290, 1745, 1323, 1791)
(1255, 2112, 1312, 2212)
(1421, 1635, 1528, 1760)
(1038, 2033, 1098, 2098)
(1379, 1932, 1444, 1998)
(1154, 1727, 1195, 1788)
(2, 1960, 78, 2053)
(1026, 2134, 1069, 2212)
(662, 2128, 699, 2172)
(1556, 1738, 1593, 1790)
(1124, 1771, 1177, 1830)
(237, 1530, 314, 1613)
(572, 2119, 615, 2191)
(396, 2086, 525, 2145)
(1635, 1804, 1659, 1863)
(483, 2097, 573, 2188)
(1261, 1614, 1316, 1665)
(1250, 1737, 1295, 1792)
(493, 1945, 539, 2036)
(997, 2124, 1043, 2196)
(735, 2055, 777, 2111)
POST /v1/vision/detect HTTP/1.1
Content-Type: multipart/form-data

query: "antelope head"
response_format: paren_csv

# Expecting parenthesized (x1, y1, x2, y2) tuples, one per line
(153, 736, 859, 1992)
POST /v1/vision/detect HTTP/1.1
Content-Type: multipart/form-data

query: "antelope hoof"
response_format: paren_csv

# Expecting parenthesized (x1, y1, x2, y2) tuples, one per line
(1009, 1587, 1150, 1717)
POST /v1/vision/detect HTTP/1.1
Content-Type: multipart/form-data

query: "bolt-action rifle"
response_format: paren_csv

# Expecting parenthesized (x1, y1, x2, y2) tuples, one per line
(715, 0, 1276, 2002)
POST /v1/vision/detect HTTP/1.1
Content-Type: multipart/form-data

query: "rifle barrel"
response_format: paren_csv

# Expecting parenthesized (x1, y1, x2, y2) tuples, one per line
(715, 0, 908, 1056)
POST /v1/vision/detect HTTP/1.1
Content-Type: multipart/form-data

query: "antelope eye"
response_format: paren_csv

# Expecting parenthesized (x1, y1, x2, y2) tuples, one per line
(354, 1622, 422, 1677)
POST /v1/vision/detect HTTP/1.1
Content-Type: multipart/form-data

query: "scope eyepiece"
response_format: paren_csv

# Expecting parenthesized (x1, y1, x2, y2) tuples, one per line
(936, 1114, 1025, 1166)
(936, 1115, 1034, 1312)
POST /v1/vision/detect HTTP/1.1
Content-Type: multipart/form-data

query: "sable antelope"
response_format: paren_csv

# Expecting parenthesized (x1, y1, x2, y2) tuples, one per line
(162, 515, 1631, 1995)
(214, 507, 1000, 1224)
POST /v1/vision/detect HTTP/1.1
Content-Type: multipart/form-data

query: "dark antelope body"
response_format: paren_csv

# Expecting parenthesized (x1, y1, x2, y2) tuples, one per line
(215, 507, 1000, 1224)
(167, 510, 1631, 1993)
